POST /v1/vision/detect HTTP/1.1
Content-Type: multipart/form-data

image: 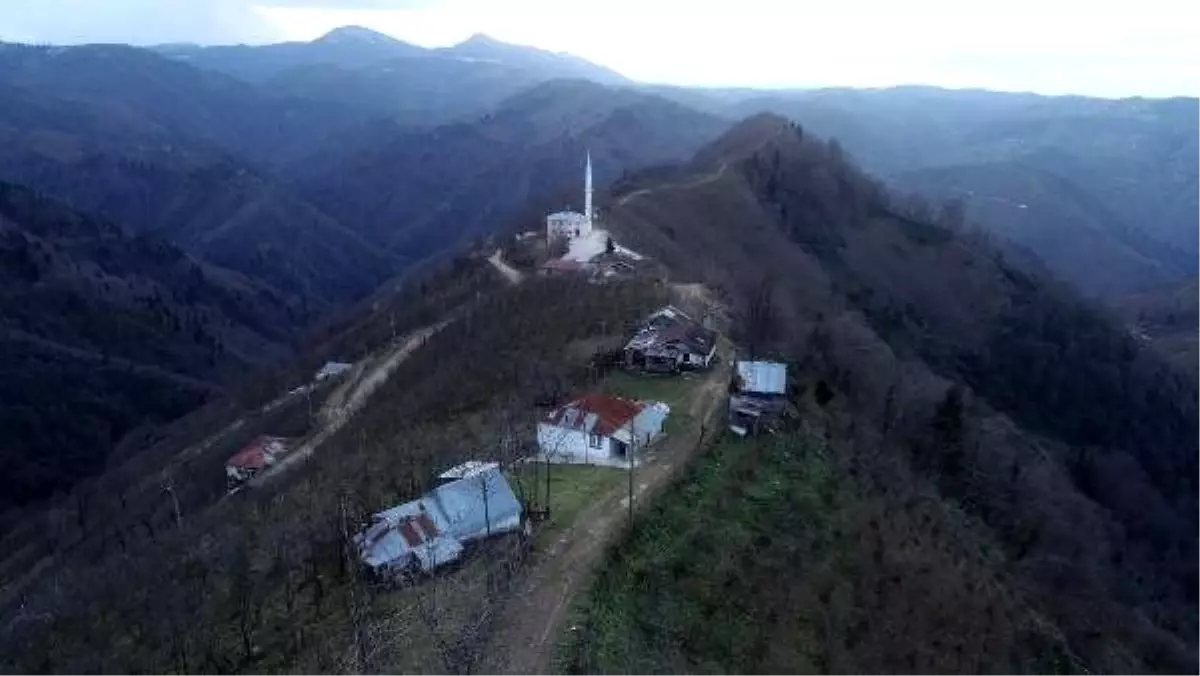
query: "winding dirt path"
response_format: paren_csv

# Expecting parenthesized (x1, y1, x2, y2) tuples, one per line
(487, 249, 524, 285)
(476, 348, 733, 674)
(616, 161, 731, 208)
(251, 322, 448, 486)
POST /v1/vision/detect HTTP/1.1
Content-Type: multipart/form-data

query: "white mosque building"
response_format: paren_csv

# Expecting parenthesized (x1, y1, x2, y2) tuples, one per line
(546, 151, 594, 242)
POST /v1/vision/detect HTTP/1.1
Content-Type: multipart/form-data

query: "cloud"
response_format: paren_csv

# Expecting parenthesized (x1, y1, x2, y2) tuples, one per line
(0, 0, 281, 45)
(256, 0, 435, 6)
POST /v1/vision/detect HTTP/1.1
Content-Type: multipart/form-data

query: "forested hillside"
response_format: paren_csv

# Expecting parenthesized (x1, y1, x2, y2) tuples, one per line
(0, 261, 670, 673)
(581, 114, 1199, 673)
(0, 181, 301, 507)
(0, 108, 1195, 675)
(650, 86, 1199, 296)
(297, 79, 727, 264)
(0, 35, 725, 515)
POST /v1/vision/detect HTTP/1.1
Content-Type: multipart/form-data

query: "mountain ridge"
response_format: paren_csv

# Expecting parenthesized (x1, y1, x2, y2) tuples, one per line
(600, 113, 1197, 671)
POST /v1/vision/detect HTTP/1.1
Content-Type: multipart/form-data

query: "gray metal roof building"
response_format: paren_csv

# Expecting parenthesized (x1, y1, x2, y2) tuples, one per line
(736, 361, 788, 395)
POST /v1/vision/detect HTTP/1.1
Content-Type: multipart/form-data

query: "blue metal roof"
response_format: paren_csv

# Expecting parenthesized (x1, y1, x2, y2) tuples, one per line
(355, 466, 523, 572)
(736, 361, 788, 395)
(431, 467, 523, 543)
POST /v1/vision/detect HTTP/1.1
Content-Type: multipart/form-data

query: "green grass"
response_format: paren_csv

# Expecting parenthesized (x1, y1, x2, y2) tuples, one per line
(508, 464, 627, 547)
(555, 430, 837, 674)
(596, 369, 708, 438)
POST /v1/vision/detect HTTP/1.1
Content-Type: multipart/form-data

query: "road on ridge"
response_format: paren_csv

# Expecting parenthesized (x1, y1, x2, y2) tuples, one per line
(476, 347, 733, 674)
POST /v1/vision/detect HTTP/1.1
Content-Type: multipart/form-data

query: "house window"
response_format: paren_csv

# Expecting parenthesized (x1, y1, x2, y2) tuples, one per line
(588, 433, 604, 449)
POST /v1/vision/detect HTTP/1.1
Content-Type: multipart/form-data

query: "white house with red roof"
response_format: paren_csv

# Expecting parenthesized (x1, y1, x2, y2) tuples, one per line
(536, 393, 669, 467)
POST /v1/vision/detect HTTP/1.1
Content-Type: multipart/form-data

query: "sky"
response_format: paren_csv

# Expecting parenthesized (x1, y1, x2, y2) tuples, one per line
(0, 0, 1195, 97)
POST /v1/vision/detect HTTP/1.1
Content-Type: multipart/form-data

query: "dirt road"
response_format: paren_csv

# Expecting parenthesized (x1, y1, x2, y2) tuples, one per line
(477, 349, 733, 674)
(251, 322, 447, 486)
(616, 161, 731, 208)
(487, 249, 524, 285)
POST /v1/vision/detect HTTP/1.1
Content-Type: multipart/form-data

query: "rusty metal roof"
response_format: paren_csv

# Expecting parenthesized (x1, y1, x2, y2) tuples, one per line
(397, 512, 441, 547)
(226, 436, 287, 469)
(545, 393, 645, 437)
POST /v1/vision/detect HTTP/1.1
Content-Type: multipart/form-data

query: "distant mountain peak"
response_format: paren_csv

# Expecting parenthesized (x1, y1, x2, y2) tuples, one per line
(693, 112, 799, 166)
(315, 25, 402, 46)
(442, 32, 630, 84)
(460, 33, 504, 48)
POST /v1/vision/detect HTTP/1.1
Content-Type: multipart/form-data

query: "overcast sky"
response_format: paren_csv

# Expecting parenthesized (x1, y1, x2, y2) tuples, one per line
(0, 0, 1195, 97)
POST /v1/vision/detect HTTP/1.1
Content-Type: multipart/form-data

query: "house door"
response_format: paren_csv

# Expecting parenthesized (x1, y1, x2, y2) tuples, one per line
(611, 439, 629, 459)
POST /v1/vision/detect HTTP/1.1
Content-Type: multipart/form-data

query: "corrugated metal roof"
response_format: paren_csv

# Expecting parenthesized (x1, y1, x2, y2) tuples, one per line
(432, 467, 523, 543)
(315, 361, 352, 381)
(545, 393, 645, 437)
(634, 402, 670, 439)
(624, 306, 715, 357)
(438, 460, 499, 482)
(736, 361, 788, 395)
(356, 467, 523, 572)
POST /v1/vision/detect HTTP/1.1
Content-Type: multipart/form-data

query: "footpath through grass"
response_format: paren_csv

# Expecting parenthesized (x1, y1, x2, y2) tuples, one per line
(556, 427, 841, 674)
(509, 464, 628, 547)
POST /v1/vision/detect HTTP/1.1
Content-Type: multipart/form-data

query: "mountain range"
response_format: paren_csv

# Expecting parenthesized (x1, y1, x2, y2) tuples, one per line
(0, 30, 729, 505)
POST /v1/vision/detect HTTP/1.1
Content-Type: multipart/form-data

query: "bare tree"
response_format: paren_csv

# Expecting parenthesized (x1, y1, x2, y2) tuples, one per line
(746, 273, 779, 359)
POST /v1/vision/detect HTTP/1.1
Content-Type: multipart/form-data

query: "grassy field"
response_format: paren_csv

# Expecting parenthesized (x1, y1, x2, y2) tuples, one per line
(554, 430, 836, 674)
(596, 369, 711, 438)
(509, 464, 628, 547)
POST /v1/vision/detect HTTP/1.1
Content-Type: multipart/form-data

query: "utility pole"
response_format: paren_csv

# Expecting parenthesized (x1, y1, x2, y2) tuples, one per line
(161, 470, 182, 528)
(627, 435, 636, 529)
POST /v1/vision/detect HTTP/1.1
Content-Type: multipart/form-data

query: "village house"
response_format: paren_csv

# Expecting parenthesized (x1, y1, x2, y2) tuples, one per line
(729, 360, 788, 436)
(536, 393, 669, 467)
(354, 462, 524, 576)
(623, 305, 718, 373)
(314, 361, 353, 382)
(225, 436, 290, 486)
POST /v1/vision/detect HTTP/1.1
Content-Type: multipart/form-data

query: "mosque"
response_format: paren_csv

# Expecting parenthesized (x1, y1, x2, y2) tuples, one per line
(545, 151, 594, 241)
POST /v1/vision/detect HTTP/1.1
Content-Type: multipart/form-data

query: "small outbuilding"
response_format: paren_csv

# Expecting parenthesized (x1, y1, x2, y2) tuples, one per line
(314, 361, 353, 382)
(225, 436, 290, 486)
(536, 393, 669, 467)
(729, 361, 788, 436)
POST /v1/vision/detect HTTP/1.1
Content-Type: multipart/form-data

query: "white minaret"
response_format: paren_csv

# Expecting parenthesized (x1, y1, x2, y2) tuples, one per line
(584, 150, 593, 230)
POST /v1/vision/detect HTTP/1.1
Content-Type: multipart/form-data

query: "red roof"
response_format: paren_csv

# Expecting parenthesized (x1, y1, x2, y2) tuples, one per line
(226, 436, 285, 469)
(398, 512, 441, 547)
(545, 393, 645, 436)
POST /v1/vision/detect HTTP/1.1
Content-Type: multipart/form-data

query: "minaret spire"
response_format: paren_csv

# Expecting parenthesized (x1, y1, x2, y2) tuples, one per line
(584, 150, 593, 228)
